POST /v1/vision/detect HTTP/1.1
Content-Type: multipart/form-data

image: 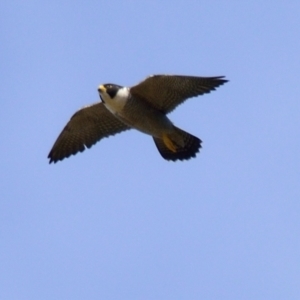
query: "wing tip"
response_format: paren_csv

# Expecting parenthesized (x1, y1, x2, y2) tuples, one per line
(212, 76, 229, 83)
(47, 152, 60, 164)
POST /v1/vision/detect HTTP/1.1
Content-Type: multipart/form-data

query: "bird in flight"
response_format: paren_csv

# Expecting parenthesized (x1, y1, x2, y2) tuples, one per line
(48, 74, 228, 163)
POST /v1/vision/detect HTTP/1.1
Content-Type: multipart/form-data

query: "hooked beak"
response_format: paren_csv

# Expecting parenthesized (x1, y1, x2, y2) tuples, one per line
(98, 85, 106, 93)
(98, 85, 106, 102)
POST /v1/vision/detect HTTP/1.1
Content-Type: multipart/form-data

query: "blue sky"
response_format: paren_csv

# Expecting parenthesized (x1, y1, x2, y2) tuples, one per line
(1, 1, 300, 299)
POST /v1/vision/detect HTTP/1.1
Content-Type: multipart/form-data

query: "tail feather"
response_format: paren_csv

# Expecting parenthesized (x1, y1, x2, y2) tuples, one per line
(153, 127, 202, 161)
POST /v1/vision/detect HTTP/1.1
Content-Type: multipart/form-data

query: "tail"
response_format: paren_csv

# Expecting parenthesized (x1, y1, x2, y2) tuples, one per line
(153, 127, 202, 161)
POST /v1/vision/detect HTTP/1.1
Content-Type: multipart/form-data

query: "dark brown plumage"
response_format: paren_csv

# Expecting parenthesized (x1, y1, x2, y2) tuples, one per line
(153, 127, 202, 161)
(48, 103, 129, 163)
(48, 75, 228, 163)
(130, 75, 227, 113)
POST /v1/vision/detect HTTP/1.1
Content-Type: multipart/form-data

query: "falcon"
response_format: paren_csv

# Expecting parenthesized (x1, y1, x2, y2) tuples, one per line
(48, 74, 228, 163)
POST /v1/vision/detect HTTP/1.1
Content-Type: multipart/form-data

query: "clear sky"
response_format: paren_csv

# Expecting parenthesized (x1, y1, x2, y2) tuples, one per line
(1, 1, 300, 299)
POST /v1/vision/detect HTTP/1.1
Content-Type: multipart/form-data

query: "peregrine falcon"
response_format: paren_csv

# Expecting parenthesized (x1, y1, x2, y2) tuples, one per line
(48, 75, 228, 163)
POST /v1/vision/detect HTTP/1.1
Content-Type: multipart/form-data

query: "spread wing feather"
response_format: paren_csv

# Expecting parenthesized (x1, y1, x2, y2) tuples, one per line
(48, 102, 130, 163)
(130, 75, 228, 113)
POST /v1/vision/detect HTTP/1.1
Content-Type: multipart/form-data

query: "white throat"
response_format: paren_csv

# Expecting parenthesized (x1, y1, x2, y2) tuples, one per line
(102, 87, 129, 115)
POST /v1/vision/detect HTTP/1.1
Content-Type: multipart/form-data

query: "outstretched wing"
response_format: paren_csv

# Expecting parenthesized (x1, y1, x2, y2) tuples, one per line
(130, 75, 228, 114)
(48, 102, 130, 163)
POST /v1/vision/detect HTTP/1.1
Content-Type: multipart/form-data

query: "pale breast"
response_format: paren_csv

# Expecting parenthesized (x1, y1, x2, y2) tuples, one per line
(103, 87, 129, 115)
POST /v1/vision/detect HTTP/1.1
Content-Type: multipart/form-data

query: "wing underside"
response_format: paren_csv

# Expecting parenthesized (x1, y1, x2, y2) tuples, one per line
(48, 102, 130, 163)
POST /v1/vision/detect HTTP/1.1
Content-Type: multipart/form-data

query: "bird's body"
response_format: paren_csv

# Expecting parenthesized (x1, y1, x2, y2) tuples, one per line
(101, 86, 173, 137)
(48, 74, 228, 163)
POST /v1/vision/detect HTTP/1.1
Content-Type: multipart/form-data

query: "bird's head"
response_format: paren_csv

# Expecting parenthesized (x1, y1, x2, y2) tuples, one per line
(98, 84, 124, 103)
